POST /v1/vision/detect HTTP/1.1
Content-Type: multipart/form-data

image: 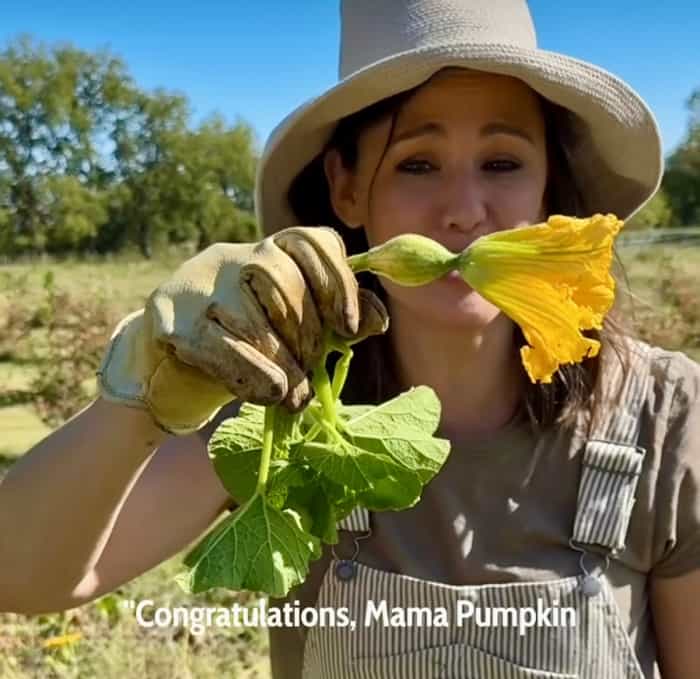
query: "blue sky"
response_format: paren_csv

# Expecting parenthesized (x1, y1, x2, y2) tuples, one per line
(2, 1, 698, 156)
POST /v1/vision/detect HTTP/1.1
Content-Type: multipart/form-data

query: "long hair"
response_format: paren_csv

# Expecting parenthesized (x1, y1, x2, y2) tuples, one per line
(287, 72, 637, 437)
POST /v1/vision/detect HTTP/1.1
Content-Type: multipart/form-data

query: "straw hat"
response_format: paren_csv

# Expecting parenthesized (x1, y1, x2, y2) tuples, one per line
(256, 0, 663, 235)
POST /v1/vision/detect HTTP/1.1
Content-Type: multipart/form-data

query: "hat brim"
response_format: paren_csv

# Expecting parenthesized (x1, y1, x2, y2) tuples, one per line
(256, 43, 663, 234)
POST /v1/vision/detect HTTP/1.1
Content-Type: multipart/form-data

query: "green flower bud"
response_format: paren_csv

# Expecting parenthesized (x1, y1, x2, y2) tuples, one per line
(348, 234, 458, 286)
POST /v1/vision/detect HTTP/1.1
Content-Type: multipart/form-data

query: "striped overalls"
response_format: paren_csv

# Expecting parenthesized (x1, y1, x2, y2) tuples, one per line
(301, 341, 653, 678)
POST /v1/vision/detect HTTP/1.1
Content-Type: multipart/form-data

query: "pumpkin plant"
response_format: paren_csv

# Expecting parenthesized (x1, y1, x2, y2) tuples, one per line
(176, 213, 623, 598)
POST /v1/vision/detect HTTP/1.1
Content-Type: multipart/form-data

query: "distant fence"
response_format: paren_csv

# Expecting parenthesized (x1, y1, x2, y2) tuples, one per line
(618, 226, 700, 247)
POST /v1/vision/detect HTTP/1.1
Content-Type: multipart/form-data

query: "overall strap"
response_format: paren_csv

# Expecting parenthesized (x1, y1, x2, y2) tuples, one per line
(336, 505, 371, 532)
(571, 339, 653, 555)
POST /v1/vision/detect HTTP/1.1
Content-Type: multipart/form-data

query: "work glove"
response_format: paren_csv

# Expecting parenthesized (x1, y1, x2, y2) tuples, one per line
(97, 227, 389, 435)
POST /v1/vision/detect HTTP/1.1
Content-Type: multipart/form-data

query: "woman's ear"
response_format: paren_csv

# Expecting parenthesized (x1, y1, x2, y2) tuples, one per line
(323, 149, 364, 229)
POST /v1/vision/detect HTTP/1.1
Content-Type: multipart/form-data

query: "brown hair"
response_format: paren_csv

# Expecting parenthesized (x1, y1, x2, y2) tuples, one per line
(287, 72, 637, 437)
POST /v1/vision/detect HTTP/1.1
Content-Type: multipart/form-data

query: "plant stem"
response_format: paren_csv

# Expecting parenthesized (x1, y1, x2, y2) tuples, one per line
(331, 344, 353, 401)
(308, 327, 340, 428)
(305, 422, 323, 441)
(346, 252, 368, 273)
(304, 403, 348, 441)
(311, 357, 336, 428)
(256, 404, 277, 493)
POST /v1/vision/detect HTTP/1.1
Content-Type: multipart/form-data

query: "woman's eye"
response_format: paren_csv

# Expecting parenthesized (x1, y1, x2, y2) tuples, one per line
(483, 159, 522, 172)
(397, 159, 436, 174)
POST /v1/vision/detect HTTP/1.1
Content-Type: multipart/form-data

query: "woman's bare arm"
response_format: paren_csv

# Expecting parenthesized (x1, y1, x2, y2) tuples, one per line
(0, 397, 233, 615)
(651, 570, 700, 679)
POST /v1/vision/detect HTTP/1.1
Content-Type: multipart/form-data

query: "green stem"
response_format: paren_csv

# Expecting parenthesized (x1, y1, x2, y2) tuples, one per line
(305, 422, 323, 441)
(304, 415, 346, 449)
(256, 404, 277, 493)
(346, 252, 368, 273)
(331, 344, 353, 401)
(309, 327, 339, 428)
(311, 357, 336, 428)
(305, 404, 347, 443)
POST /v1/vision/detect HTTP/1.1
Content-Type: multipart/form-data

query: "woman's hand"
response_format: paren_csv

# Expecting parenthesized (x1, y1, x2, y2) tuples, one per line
(97, 226, 388, 435)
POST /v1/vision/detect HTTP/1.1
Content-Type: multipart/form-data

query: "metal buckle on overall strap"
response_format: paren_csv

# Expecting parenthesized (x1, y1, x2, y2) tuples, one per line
(333, 507, 372, 581)
(332, 528, 372, 581)
(568, 538, 611, 597)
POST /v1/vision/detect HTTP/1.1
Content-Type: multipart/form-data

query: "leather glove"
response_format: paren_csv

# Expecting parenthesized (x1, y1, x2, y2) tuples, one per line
(97, 226, 389, 436)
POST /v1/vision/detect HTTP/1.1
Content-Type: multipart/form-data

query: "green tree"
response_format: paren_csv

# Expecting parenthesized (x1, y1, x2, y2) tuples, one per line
(39, 176, 108, 251)
(104, 110, 259, 257)
(0, 35, 260, 256)
(626, 187, 674, 230)
(0, 35, 138, 252)
(109, 90, 190, 256)
(663, 88, 700, 226)
(165, 115, 260, 249)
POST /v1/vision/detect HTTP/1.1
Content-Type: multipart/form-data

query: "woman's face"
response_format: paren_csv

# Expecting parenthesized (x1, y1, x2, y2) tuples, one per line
(326, 68, 549, 329)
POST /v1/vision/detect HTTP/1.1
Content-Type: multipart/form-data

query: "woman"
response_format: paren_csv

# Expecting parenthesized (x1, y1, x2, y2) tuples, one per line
(1, 1, 698, 678)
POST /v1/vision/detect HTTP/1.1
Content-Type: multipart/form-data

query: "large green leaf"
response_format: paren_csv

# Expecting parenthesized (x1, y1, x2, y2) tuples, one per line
(336, 403, 375, 420)
(344, 386, 443, 434)
(208, 405, 264, 504)
(296, 438, 424, 511)
(184, 384, 452, 598)
(209, 403, 305, 504)
(180, 492, 320, 598)
(297, 387, 450, 510)
(285, 478, 338, 545)
(344, 387, 450, 481)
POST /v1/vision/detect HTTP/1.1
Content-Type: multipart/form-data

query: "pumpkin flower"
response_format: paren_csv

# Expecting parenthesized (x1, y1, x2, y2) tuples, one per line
(456, 214, 624, 383)
(348, 214, 624, 384)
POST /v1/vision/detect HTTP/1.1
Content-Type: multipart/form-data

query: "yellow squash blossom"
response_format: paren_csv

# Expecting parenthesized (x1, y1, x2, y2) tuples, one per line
(457, 213, 623, 383)
(349, 213, 624, 383)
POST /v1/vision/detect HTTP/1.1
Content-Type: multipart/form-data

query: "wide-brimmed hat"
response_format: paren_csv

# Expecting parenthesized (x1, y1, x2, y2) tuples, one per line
(256, 0, 663, 235)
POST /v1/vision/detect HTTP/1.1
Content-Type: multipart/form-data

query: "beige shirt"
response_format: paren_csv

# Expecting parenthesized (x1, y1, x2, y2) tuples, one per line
(200, 344, 700, 679)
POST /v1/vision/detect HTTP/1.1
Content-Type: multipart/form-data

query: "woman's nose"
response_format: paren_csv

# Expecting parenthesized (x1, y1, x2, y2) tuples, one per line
(439, 170, 488, 234)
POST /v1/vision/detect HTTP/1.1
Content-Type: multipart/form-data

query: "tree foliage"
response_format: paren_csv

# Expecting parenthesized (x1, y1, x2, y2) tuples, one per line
(626, 187, 673, 230)
(662, 87, 700, 226)
(5, 35, 696, 254)
(0, 36, 259, 257)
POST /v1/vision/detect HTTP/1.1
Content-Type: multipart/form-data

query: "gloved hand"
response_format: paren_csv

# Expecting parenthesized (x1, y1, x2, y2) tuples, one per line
(97, 227, 388, 435)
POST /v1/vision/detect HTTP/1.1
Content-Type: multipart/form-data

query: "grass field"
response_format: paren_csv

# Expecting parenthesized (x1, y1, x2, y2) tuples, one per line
(0, 238, 699, 678)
